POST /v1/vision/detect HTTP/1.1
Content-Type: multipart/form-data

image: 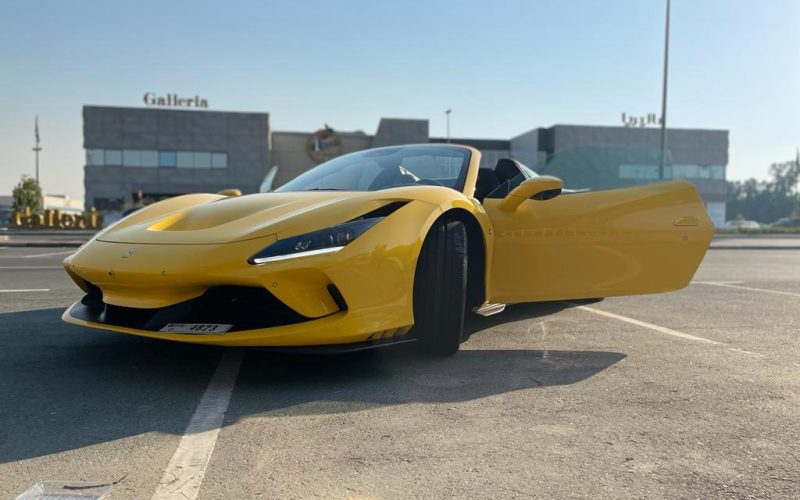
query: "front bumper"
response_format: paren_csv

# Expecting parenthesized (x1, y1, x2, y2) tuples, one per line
(62, 299, 412, 347)
(61, 217, 431, 346)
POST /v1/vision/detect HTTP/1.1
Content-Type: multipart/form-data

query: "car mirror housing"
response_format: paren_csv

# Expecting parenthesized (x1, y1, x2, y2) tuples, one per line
(498, 176, 564, 212)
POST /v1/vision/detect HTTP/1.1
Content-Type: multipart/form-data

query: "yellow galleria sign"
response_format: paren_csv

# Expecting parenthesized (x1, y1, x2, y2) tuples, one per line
(9, 207, 104, 230)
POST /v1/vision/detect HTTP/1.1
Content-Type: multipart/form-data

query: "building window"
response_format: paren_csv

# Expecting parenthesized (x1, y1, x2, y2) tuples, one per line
(159, 151, 177, 167)
(176, 151, 194, 168)
(123, 150, 142, 167)
(194, 152, 211, 168)
(85, 148, 227, 168)
(671, 164, 699, 179)
(211, 152, 227, 168)
(86, 149, 104, 166)
(669, 164, 725, 180)
(619, 164, 659, 180)
(93, 197, 124, 211)
(105, 149, 122, 166)
(141, 150, 158, 167)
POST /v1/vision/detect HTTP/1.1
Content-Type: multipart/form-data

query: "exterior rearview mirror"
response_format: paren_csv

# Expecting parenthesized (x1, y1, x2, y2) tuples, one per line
(498, 176, 564, 212)
(217, 188, 242, 197)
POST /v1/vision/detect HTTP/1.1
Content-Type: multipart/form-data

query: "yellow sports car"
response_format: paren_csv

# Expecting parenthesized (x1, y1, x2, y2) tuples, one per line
(63, 144, 713, 354)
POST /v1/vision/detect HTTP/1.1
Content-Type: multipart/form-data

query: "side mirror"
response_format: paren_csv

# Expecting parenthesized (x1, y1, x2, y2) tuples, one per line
(498, 176, 563, 212)
(217, 188, 242, 197)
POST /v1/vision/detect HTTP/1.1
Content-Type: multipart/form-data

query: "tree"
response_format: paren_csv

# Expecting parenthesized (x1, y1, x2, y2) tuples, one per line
(12, 175, 43, 213)
(726, 154, 800, 223)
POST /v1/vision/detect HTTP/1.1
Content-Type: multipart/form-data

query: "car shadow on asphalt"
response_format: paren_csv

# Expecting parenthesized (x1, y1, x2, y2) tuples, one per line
(463, 300, 573, 337)
(0, 304, 623, 463)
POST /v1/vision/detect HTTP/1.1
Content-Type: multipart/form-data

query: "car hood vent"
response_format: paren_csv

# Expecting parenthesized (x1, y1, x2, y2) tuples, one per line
(96, 192, 411, 245)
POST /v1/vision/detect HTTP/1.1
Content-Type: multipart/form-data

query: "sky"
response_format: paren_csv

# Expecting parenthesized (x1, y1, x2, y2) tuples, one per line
(0, 0, 798, 199)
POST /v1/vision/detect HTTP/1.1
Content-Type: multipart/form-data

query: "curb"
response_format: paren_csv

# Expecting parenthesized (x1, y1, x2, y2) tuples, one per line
(0, 242, 85, 248)
(709, 246, 800, 251)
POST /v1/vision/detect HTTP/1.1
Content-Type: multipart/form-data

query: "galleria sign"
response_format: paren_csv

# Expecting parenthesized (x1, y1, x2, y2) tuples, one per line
(621, 112, 662, 128)
(9, 207, 103, 230)
(143, 92, 208, 108)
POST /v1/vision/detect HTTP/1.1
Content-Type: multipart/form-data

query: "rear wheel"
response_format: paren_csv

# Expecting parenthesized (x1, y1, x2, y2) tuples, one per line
(412, 220, 468, 355)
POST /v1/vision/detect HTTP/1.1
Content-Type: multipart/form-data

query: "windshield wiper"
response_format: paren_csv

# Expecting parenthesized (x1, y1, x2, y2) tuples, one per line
(304, 188, 348, 191)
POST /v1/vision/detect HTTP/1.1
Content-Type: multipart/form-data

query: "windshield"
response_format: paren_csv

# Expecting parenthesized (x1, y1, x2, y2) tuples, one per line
(275, 145, 471, 193)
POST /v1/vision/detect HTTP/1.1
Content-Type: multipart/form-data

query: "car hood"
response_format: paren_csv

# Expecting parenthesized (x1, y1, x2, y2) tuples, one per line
(96, 190, 422, 245)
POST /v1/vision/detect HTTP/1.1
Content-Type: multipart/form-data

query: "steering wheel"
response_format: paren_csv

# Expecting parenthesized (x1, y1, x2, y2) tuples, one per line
(415, 178, 444, 187)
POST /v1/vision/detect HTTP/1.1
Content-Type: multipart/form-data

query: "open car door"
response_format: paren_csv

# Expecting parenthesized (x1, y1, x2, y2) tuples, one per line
(483, 176, 714, 304)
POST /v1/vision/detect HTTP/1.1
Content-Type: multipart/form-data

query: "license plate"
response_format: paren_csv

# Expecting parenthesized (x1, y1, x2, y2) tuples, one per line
(159, 323, 233, 334)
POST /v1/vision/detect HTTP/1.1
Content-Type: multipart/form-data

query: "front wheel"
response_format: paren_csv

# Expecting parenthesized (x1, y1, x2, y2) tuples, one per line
(411, 220, 468, 355)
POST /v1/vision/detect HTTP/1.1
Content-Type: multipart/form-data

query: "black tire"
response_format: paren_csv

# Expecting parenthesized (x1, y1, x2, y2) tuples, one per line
(412, 219, 468, 355)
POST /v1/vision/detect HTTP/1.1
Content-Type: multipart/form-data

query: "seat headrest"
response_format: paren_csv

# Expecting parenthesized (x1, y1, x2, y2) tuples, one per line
(495, 158, 524, 183)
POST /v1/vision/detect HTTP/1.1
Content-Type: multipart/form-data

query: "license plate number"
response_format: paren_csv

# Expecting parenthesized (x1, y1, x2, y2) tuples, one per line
(159, 323, 233, 334)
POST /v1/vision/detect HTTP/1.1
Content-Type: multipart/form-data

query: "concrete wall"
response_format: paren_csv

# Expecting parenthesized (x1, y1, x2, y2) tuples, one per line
(510, 129, 547, 168)
(373, 119, 429, 147)
(430, 138, 511, 169)
(83, 106, 270, 209)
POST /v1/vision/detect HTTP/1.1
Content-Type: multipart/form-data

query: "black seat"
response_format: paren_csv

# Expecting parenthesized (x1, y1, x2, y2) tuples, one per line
(494, 158, 525, 184)
(474, 168, 500, 202)
(368, 166, 416, 190)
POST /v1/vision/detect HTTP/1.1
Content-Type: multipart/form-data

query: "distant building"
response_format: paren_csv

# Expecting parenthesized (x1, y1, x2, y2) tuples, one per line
(82, 105, 728, 226)
(0, 195, 12, 229)
(439, 125, 728, 225)
(43, 194, 84, 214)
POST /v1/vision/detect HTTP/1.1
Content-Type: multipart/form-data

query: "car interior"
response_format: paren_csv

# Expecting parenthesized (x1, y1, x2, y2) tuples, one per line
(473, 158, 527, 202)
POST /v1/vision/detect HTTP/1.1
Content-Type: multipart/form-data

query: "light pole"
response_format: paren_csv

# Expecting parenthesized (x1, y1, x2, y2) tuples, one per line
(659, 0, 671, 179)
(33, 115, 42, 183)
(445, 109, 452, 143)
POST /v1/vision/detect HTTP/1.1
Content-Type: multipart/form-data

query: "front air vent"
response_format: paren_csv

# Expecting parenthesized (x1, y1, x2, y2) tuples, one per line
(349, 201, 408, 221)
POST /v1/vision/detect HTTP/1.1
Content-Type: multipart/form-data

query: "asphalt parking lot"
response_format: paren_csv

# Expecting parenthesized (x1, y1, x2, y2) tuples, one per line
(0, 246, 798, 499)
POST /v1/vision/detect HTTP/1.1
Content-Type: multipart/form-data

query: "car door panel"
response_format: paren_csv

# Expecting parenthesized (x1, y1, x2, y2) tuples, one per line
(484, 180, 713, 303)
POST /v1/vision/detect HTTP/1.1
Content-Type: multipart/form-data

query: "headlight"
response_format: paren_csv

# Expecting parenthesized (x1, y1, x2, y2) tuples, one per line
(248, 218, 383, 264)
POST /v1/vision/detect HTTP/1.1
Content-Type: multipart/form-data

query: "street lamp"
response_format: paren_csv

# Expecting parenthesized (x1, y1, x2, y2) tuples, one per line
(33, 115, 42, 183)
(659, 0, 671, 179)
(445, 109, 452, 143)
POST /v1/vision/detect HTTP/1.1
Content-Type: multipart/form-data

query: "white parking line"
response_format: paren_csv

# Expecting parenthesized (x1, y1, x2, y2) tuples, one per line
(694, 281, 800, 298)
(152, 349, 243, 500)
(567, 303, 765, 358)
(0, 288, 50, 293)
(22, 250, 74, 259)
(0, 266, 62, 270)
(568, 303, 724, 345)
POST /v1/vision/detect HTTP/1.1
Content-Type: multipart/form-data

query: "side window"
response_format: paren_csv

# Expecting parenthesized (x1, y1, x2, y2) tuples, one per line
(486, 172, 527, 199)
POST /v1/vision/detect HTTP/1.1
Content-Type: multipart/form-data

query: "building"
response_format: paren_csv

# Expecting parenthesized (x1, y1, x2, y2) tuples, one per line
(82, 105, 728, 226)
(435, 125, 728, 225)
(83, 106, 271, 210)
(43, 194, 84, 214)
(0, 195, 12, 229)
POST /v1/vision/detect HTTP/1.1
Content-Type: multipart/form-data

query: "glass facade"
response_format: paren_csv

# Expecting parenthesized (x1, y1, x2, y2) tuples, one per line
(194, 152, 211, 168)
(141, 150, 158, 167)
(86, 149, 227, 168)
(159, 151, 176, 167)
(86, 149, 104, 166)
(122, 150, 141, 167)
(105, 149, 122, 165)
(619, 164, 660, 180)
(211, 152, 228, 168)
(619, 164, 725, 181)
(668, 164, 725, 180)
